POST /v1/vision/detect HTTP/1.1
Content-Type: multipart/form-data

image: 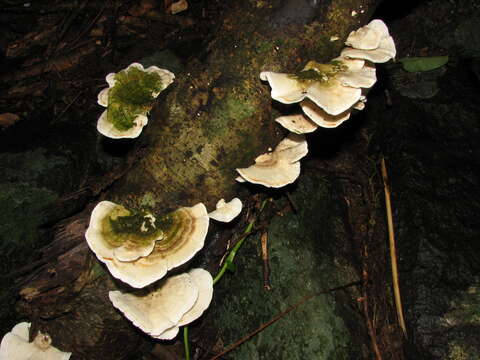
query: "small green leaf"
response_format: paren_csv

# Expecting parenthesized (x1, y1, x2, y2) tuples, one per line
(398, 56, 449, 73)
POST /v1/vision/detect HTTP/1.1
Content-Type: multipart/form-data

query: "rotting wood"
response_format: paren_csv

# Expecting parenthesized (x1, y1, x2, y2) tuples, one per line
(13, 1, 383, 358)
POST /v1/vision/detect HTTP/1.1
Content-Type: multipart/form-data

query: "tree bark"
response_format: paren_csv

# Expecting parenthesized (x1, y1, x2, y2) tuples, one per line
(106, 0, 380, 212)
(16, 1, 382, 359)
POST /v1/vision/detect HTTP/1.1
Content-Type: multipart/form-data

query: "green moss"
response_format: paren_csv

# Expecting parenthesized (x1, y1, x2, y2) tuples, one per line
(291, 60, 348, 86)
(211, 172, 366, 359)
(139, 192, 157, 209)
(107, 66, 165, 131)
(101, 205, 163, 247)
(204, 95, 257, 137)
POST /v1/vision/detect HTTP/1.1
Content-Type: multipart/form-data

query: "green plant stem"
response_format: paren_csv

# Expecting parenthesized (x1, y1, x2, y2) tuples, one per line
(183, 326, 190, 360)
(184, 198, 268, 360)
(213, 222, 253, 285)
(213, 198, 268, 286)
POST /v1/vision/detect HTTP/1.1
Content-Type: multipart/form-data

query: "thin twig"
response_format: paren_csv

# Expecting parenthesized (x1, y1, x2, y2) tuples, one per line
(285, 192, 298, 213)
(260, 232, 271, 291)
(380, 157, 407, 338)
(54, 91, 82, 121)
(209, 281, 362, 360)
(362, 244, 383, 360)
(69, 3, 106, 48)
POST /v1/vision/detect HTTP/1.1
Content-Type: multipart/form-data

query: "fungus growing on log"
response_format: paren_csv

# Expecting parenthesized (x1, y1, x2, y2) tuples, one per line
(85, 202, 209, 288)
(0, 323, 71, 360)
(299, 98, 353, 128)
(260, 57, 375, 116)
(262, 19, 395, 131)
(109, 268, 213, 340)
(97, 62, 174, 139)
(236, 134, 308, 188)
(341, 19, 396, 63)
(275, 114, 318, 134)
(208, 198, 243, 223)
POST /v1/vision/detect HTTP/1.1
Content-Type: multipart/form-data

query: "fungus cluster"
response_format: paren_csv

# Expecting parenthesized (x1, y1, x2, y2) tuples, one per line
(236, 134, 308, 188)
(80, 198, 242, 343)
(97, 62, 174, 139)
(0, 323, 71, 360)
(109, 268, 213, 340)
(236, 19, 396, 188)
(86, 201, 209, 288)
(2, 18, 397, 357)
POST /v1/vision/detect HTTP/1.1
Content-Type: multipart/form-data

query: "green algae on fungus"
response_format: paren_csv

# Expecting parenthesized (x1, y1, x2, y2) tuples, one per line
(104, 206, 163, 247)
(97, 63, 175, 139)
(85, 202, 209, 288)
(87, 201, 164, 263)
(291, 60, 348, 85)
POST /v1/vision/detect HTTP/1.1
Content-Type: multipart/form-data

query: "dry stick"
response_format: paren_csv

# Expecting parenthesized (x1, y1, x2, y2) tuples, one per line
(260, 232, 271, 291)
(380, 158, 407, 338)
(209, 280, 362, 360)
(362, 244, 383, 360)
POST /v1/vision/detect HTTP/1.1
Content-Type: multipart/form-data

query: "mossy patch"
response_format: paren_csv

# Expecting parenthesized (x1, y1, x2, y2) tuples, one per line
(203, 94, 257, 138)
(107, 66, 165, 131)
(211, 172, 366, 359)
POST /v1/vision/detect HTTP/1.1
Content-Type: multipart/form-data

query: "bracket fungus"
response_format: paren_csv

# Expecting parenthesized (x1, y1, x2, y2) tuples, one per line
(260, 57, 375, 116)
(85, 202, 209, 288)
(208, 198, 243, 223)
(341, 19, 396, 63)
(300, 98, 353, 129)
(0, 322, 71, 360)
(275, 114, 318, 134)
(97, 62, 175, 139)
(109, 268, 213, 340)
(236, 134, 308, 188)
(261, 19, 395, 131)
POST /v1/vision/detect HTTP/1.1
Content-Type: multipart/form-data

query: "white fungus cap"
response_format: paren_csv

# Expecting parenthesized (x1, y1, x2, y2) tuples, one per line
(275, 114, 318, 134)
(208, 198, 243, 223)
(96, 62, 175, 139)
(341, 19, 396, 63)
(236, 134, 308, 188)
(109, 268, 213, 340)
(97, 111, 149, 139)
(260, 70, 362, 116)
(85, 201, 160, 263)
(86, 203, 209, 288)
(0, 323, 71, 360)
(260, 55, 376, 116)
(333, 57, 377, 88)
(300, 99, 352, 128)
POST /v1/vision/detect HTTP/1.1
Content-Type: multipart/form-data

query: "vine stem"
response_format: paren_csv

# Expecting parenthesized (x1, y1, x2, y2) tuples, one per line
(184, 326, 190, 360)
(183, 198, 268, 359)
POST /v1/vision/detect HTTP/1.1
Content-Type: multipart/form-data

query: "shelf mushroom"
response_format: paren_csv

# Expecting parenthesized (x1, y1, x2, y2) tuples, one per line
(0, 322, 71, 360)
(275, 114, 318, 134)
(262, 19, 395, 132)
(109, 268, 213, 340)
(85, 202, 209, 288)
(341, 19, 396, 63)
(208, 198, 243, 223)
(97, 62, 175, 139)
(260, 56, 375, 116)
(236, 134, 308, 188)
